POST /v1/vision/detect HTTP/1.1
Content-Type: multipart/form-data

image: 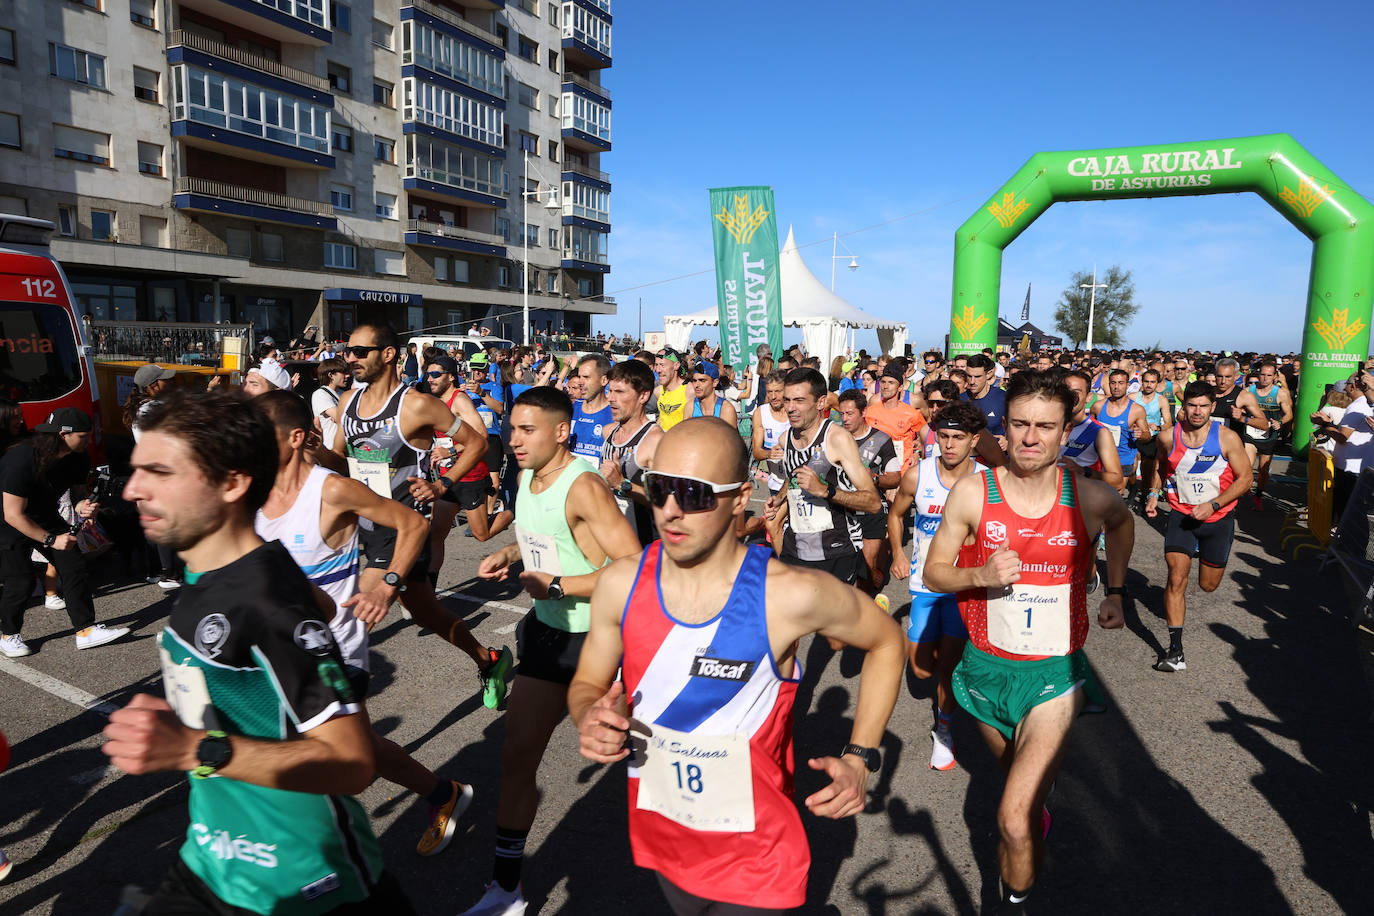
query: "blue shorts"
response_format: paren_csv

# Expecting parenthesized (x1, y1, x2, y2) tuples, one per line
(907, 592, 967, 643)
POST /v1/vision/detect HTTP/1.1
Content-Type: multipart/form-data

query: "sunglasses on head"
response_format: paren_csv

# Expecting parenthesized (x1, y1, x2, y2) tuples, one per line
(643, 472, 746, 513)
(344, 345, 380, 358)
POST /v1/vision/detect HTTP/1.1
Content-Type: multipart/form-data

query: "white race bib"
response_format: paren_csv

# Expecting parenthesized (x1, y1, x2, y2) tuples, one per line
(1104, 422, 1122, 446)
(787, 487, 833, 535)
(910, 533, 934, 585)
(159, 646, 216, 730)
(986, 582, 1072, 656)
(634, 724, 754, 832)
(347, 453, 392, 499)
(892, 439, 906, 469)
(1175, 471, 1222, 504)
(515, 526, 563, 575)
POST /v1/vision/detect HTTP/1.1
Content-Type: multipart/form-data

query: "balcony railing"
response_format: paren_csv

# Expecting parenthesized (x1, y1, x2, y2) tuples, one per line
(561, 72, 608, 97)
(176, 176, 332, 216)
(562, 161, 609, 183)
(169, 30, 329, 92)
(562, 247, 608, 264)
(406, 0, 502, 46)
(407, 219, 504, 246)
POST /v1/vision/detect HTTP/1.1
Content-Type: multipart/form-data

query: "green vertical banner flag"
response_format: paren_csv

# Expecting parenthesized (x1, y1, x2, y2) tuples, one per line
(710, 186, 784, 371)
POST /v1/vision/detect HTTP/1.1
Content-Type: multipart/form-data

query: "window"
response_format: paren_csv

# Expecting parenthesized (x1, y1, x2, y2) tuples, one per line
(406, 305, 423, 329)
(133, 67, 159, 102)
(53, 124, 111, 166)
(375, 249, 405, 276)
(404, 21, 505, 96)
(58, 206, 76, 236)
(0, 28, 14, 65)
(548, 94, 559, 117)
(261, 232, 284, 262)
(174, 64, 331, 153)
(548, 4, 559, 25)
(434, 257, 447, 281)
(330, 1, 351, 31)
(373, 81, 393, 107)
(374, 136, 395, 163)
(371, 19, 392, 50)
(546, 271, 558, 293)
(332, 123, 352, 152)
(496, 217, 510, 241)
(495, 24, 509, 46)
(561, 91, 611, 141)
(327, 61, 351, 93)
(69, 0, 102, 10)
(403, 79, 504, 148)
(139, 216, 167, 247)
(324, 242, 356, 270)
(90, 210, 115, 242)
(452, 259, 469, 282)
(375, 191, 397, 220)
(519, 132, 537, 153)
(548, 228, 559, 248)
(0, 113, 17, 149)
(137, 141, 163, 176)
(577, 277, 594, 297)
(498, 265, 511, 287)
(517, 36, 536, 61)
(563, 3, 612, 56)
(0, 195, 25, 215)
(330, 183, 354, 211)
(226, 228, 251, 257)
(547, 139, 558, 161)
(524, 223, 539, 246)
(50, 44, 106, 89)
(517, 82, 537, 109)
(547, 49, 558, 70)
(130, 0, 155, 28)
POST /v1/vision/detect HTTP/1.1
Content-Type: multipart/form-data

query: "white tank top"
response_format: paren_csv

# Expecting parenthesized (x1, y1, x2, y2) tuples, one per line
(756, 405, 790, 489)
(255, 465, 368, 671)
(908, 455, 976, 596)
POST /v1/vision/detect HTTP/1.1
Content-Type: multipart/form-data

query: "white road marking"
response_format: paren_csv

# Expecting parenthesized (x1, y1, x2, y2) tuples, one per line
(0, 655, 119, 716)
(438, 590, 530, 616)
(71, 764, 118, 785)
(494, 623, 518, 635)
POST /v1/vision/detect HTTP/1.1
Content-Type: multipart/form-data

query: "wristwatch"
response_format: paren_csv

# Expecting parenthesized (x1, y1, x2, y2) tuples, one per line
(1210, 500, 1222, 514)
(192, 730, 233, 780)
(546, 576, 565, 601)
(382, 571, 408, 592)
(42, 532, 57, 547)
(437, 475, 455, 492)
(825, 481, 838, 501)
(617, 478, 633, 497)
(841, 743, 881, 772)
(1105, 586, 1127, 597)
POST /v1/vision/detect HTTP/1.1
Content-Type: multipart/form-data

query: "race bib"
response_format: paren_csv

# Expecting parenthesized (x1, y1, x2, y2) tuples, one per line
(986, 582, 1072, 656)
(515, 526, 563, 575)
(892, 439, 906, 470)
(347, 449, 392, 499)
(159, 646, 216, 730)
(634, 724, 754, 832)
(910, 534, 934, 589)
(614, 494, 636, 527)
(1175, 471, 1221, 504)
(1104, 423, 1122, 446)
(434, 434, 455, 471)
(787, 486, 833, 535)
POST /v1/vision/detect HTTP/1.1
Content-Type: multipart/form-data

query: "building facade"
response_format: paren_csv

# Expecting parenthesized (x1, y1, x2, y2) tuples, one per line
(0, 0, 613, 344)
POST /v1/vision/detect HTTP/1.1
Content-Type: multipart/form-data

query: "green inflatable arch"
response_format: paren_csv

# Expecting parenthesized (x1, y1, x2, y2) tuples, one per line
(949, 133, 1374, 449)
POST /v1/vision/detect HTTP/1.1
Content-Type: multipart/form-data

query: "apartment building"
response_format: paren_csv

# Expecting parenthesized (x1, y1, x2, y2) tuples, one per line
(0, 0, 612, 342)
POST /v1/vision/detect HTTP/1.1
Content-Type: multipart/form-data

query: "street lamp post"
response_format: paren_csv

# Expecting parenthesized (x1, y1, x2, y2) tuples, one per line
(831, 232, 860, 352)
(521, 149, 561, 346)
(1080, 264, 1108, 351)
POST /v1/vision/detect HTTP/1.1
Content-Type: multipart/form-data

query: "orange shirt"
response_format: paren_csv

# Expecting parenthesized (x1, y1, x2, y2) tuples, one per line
(864, 398, 925, 471)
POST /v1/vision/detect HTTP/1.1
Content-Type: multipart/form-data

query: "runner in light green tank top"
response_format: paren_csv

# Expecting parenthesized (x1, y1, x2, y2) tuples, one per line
(516, 457, 602, 632)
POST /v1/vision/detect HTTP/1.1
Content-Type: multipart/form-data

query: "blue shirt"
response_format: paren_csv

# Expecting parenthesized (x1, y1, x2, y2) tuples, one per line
(838, 377, 861, 393)
(570, 400, 613, 460)
(965, 386, 1007, 437)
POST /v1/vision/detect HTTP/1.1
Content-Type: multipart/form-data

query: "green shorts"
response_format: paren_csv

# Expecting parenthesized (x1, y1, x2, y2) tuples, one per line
(952, 645, 1102, 739)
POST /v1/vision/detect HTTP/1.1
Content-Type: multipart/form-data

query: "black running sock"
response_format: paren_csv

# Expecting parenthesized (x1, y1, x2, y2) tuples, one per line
(1001, 884, 1031, 909)
(424, 779, 453, 809)
(1168, 627, 1183, 653)
(493, 827, 529, 892)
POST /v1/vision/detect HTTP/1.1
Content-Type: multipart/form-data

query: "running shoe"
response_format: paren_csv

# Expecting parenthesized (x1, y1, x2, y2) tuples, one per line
(44, 594, 67, 611)
(930, 721, 956, 771)
(157, 577, 181, 590)
(459, 881, 527, 916)
(75, 624, 131, 650)
(875, 594, 891, 614)
(1251, 492, 1264, 511)
(0, 634, 30, 658)
(481, 646, 514, 709)
(417, 780, 473, 857)
(1152, 647, 1187, 672)
(0, 848, 10, 881)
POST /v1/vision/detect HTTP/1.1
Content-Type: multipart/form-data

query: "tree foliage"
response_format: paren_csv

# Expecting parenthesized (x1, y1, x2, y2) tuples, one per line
(1053, 265, 1139, 349)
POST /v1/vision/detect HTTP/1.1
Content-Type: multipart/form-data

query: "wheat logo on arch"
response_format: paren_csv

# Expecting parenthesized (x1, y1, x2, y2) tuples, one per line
(715, 194, 770, 245)
(1279, 173, 1334, 220)
(987, 191, 1030, 229)
(1312, 308, 1365, 351)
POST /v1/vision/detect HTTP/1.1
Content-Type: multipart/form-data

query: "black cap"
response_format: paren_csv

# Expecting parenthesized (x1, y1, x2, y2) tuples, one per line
(35, 407, 93, 434)
(429, 355, 459, 375)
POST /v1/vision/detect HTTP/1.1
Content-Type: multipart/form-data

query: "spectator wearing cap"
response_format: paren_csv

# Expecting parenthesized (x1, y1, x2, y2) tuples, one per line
(0, 408, 131, 658)
(865, 362, 926, 472)
(243, 359, 292, 396)
(688, 359, 738, 426)
(838, 360, 862, 394)
(123, 364, 177, 443)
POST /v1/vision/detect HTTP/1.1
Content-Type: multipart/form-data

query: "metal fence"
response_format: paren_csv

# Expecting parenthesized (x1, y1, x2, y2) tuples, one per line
(87, 320, 255, 366)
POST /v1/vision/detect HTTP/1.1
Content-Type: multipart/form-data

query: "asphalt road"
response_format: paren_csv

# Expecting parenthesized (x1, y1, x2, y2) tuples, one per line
(1, 472, 1370, 915)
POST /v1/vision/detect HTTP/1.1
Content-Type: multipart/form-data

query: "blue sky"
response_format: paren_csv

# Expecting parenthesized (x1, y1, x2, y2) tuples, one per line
(591, 0, 1374, 355)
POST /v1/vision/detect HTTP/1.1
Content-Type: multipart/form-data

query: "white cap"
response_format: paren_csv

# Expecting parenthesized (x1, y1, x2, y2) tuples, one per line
(250, 358, 292, 390)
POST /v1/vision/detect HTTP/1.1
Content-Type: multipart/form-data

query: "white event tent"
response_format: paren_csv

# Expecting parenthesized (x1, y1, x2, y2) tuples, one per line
(663, 227, 908, 370)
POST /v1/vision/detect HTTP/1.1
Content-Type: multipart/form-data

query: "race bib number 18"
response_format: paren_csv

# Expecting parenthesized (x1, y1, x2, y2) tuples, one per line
(634, 724, 754, 832)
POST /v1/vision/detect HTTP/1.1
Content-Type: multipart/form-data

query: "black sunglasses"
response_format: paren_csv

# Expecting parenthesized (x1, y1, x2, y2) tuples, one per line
(926, 398, 948, 406)
(643, 472, 745, 513)
(344, 345, 380, 358)
(426, 370, 447, 378)
(923, 358, 938, 364)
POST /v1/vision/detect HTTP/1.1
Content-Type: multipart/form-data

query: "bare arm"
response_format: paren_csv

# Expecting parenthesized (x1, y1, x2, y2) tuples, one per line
(887, 465, 919, 579)
(570, 559, 637, 762)
(1080, 479, 1133, 629)
(751, 408, 770, 460)
(819, 426, 881, 514)
(324, 474, 427, 623)
(1214, 428, 1255, 509)
(1093, 428, 1125, 489)
(2, 492, 64, 545)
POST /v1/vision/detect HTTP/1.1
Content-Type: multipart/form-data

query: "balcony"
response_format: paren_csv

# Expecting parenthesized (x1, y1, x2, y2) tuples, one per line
(401, 0, 504, 53)
(562, 72, 608, 105)
(173, 176, 337, 229)
(178, 0, 331, 45)
(561, 246, 608, 273)
(405, 219, 506, 256)
(561, 2, 611, 69)
(561, 160, 609, 189)
(168, 30, 331, 96)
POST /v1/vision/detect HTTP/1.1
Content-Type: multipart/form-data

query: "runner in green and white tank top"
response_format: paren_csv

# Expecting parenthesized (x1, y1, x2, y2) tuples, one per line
(516, 458, 603, 633)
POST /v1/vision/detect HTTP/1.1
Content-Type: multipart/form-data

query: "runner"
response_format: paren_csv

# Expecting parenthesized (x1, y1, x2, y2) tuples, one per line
(465, 352, 506, 510)
(1211, 358, 1268, 459)
(887, 400, 987, 771)
(463, 387, 641, 916)
(330, 323, 512, 705)
(750, 370, 790, 483)
(425, 355, 504, 558)
(1146, 380, 1253, 673)
(569, 417, 905, 915)
(311, 357, 352, 461)
(1091, 369, 1152, 498)
(864, 363, 925, 472)
(599, 358, 664, 547)
(923, 370, 1134, 914)
(837, 390, 902, 594)
(964, 354, 1007, 446)
(654, 350, 690, 432)
(1244, 361, 1293, 509)
(1059, 371, 1125, 490)
(255, 391, 474, 858)
(1132, 369, 1172, 513)
(688, 361, 739, 427)
(570, 354, 613, 463)
(105, 388, 415, 914)
(917, 379, 961, 460)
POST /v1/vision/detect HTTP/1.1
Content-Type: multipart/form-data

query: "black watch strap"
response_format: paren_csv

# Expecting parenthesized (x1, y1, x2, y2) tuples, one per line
(42, 532, 57, 547)
(841, 743, 880, 772)
(1105, 586, 1127, 597)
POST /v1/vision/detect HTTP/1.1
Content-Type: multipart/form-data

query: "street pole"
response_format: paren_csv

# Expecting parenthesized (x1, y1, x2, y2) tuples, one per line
(522, 149, 530, 347)
(1081, 264, 1107, 352)
(831, 232, 837, 290)
(638, 296, 642, 342)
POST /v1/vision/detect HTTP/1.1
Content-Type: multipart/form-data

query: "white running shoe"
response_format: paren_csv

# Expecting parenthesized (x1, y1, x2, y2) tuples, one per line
(458, 881, 527, 916)
(45, 594, 67, 611)
(75, 624, 130, 650)
(930, 721, 956, 771)
(0, 634, 31, 658)
(157, 577, 181, 590)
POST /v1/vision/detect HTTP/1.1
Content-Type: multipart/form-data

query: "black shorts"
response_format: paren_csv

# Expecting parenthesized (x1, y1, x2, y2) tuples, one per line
(486, 435, 503, 471)
(359, 523, 433, 580)
(516, 612, 586, 685)
(442, 477, 493, 510)
(655, 872, 793, 916)
(1249, 435, 1279, 456)
(1164, 510, 1235, 568)
(345, 664, 370, 701)
(780, 550, 866, 584)
(1137, 438, 1157, 460)
(145, 857, 415, 916)
(856, 511, 887, 541)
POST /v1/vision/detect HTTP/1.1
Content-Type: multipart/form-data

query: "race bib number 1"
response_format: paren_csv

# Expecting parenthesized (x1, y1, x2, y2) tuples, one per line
(347, 448, 392, 499)
(986, 582, 1072, 656)
(634, 724, 754, 832)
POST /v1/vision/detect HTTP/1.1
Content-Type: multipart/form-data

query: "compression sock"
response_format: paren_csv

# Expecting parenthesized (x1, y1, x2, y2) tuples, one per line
(424, 779, 454, 809)
(1168, 627, 1183, 653)
(937, 710, 952, 729)
(492, 827, 529, 892)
